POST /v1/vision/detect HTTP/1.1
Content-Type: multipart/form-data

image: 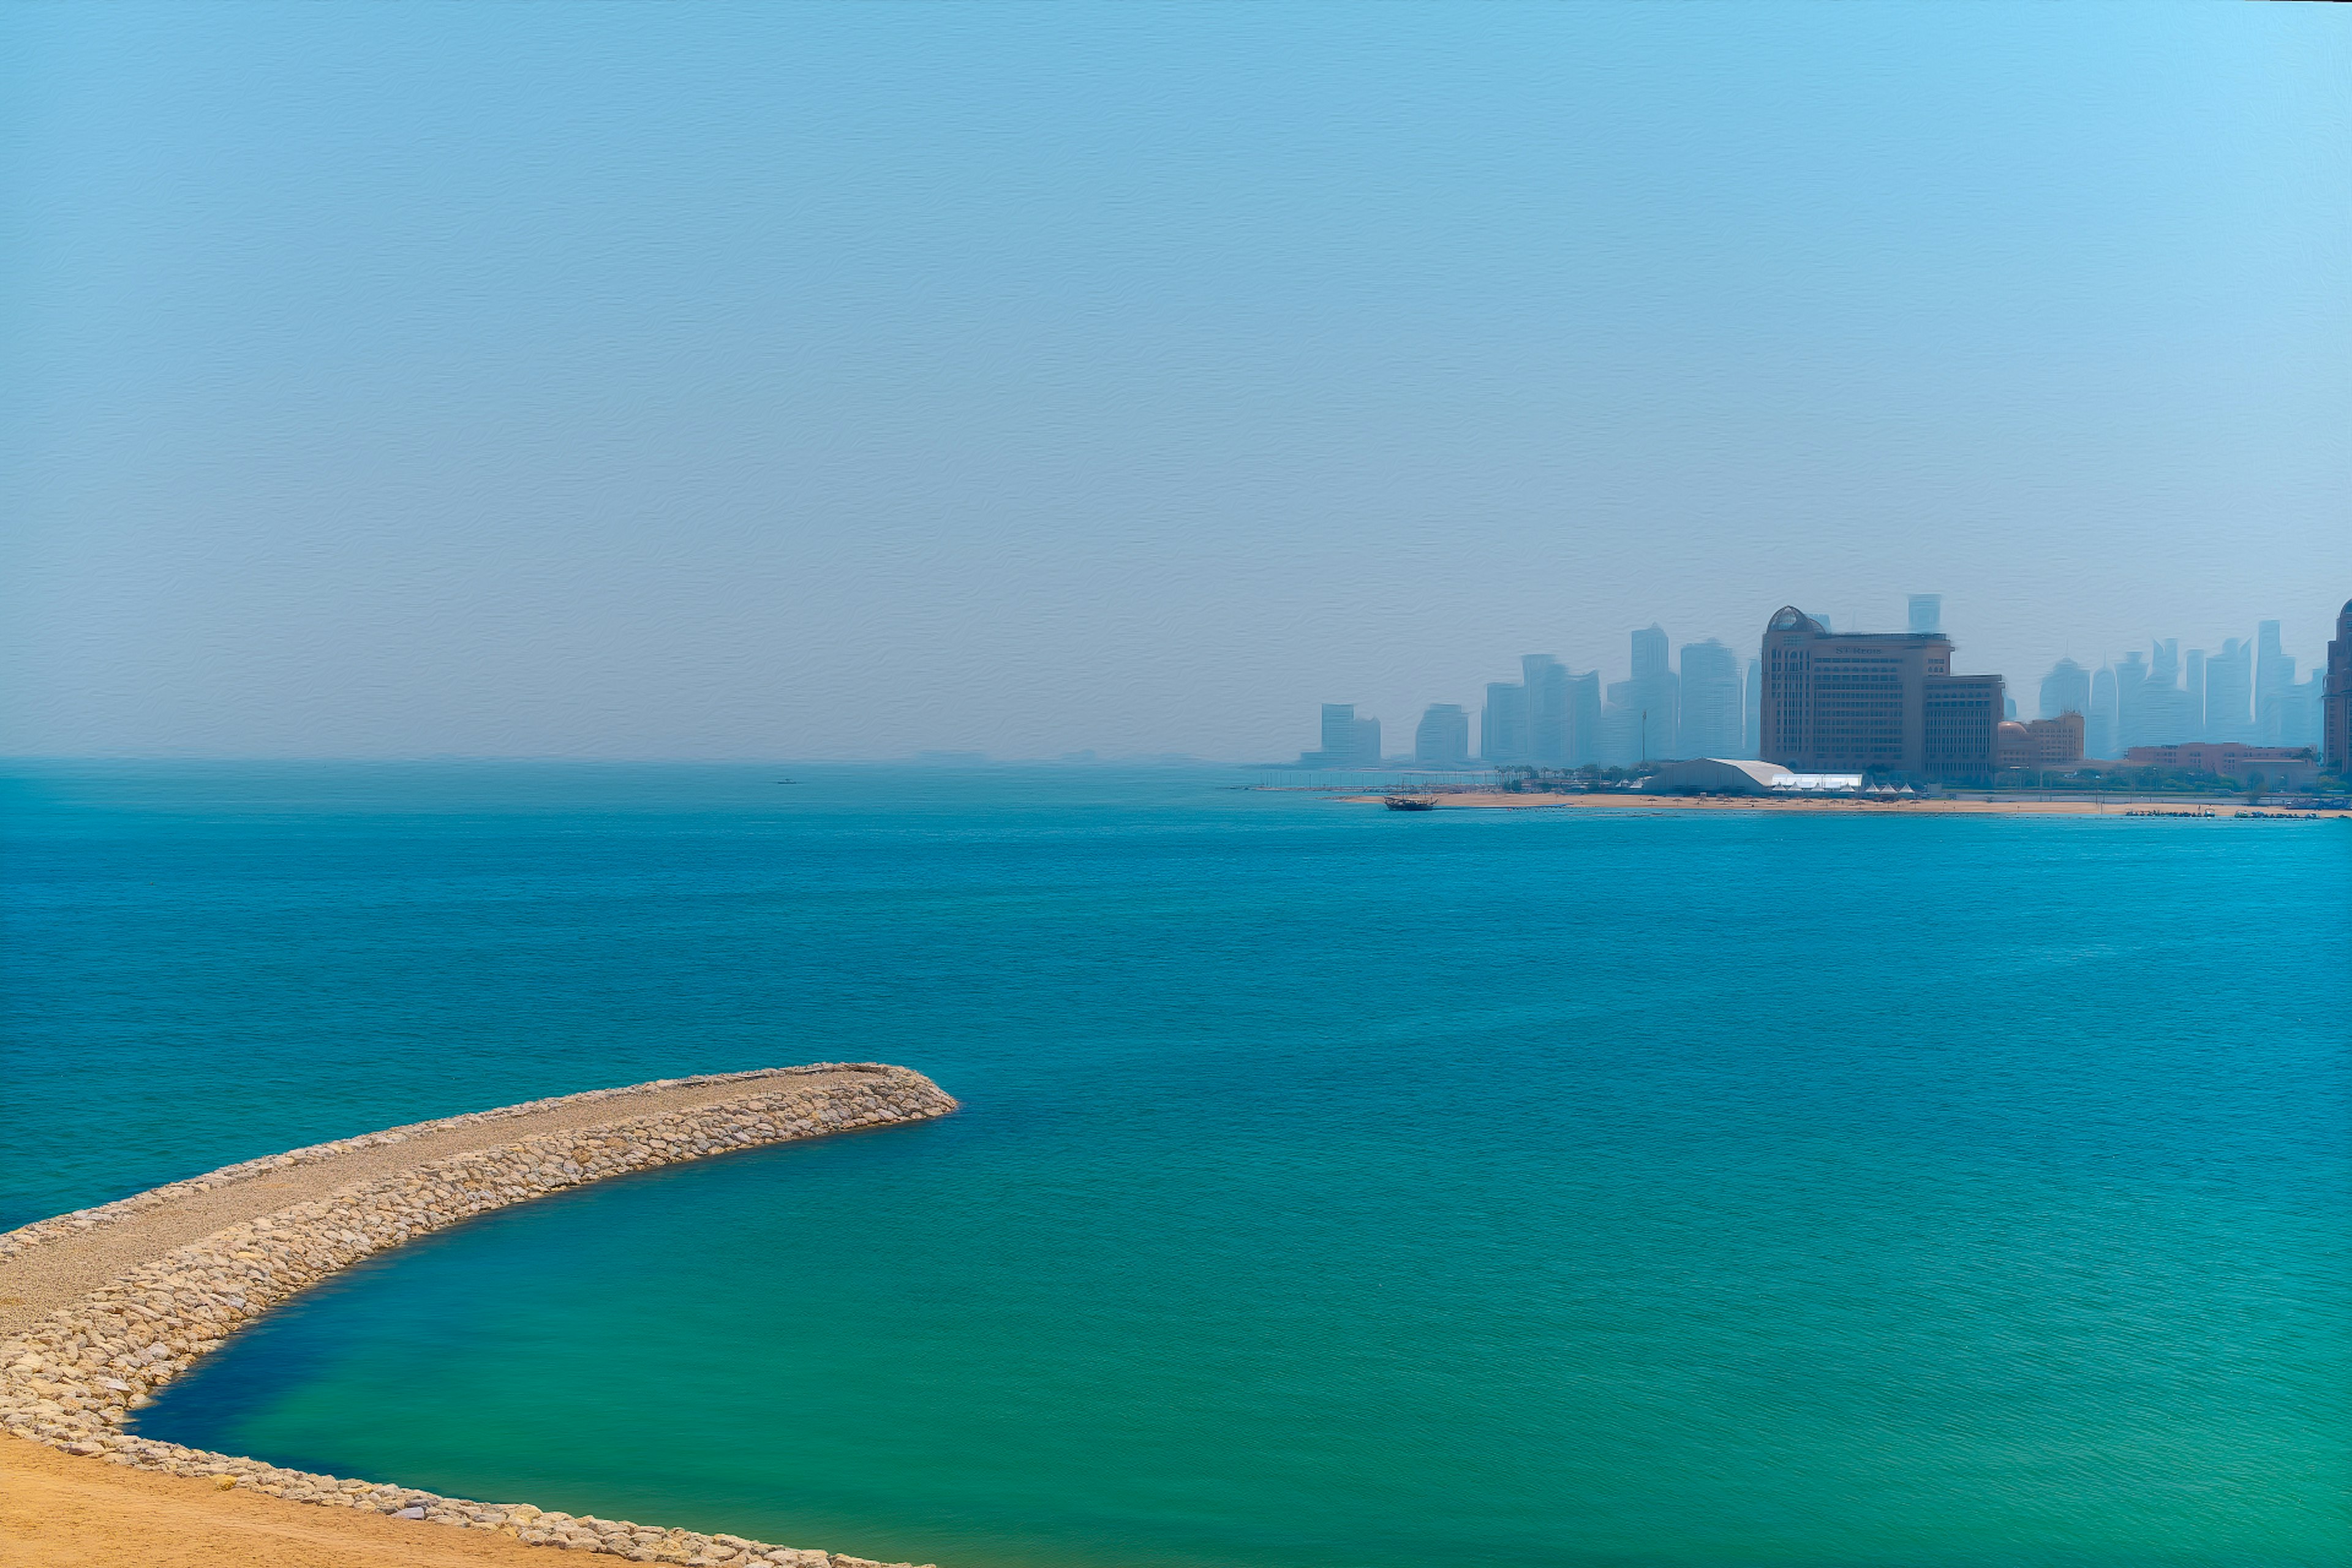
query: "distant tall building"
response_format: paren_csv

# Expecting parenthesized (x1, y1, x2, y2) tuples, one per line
(1322, 704, 1356, 761)
(2328, 600, 2352, 776)
(2280, 670, 2323, 750)
(1523, 654, 1573, 766)
(2205, 638, 2254, 743)
(1414, 704, 1471, 767)
(2256, 620, 2295, 745)
(1908, 594, 1943, 636)
(2184, 648, 2206, 738)
(1743, 659, 1762, 756)
(1568, 670, 1601, 766)
(1758, 606, 2004, 780)
(1599, 684, 1642, 766)
(1677, 639, 1743, 758)
(2040, 658, 2090, 722)
(1482, 681, 1526, 763)
(1480, 656, 1588, 765)
(2087, 665, 2118, 759)
(2113, 652, 2149, 750)
(1602, 625, 1679, 763)
(2135, 639, 2196, 745)
(1306, 703, 1381, 767)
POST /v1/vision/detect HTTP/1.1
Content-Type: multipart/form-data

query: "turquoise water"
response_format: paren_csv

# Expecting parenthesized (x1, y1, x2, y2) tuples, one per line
(5, 764, 2348, 1567)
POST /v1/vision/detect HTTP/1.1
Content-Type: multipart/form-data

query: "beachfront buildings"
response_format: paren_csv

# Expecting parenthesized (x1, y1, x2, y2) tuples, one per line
(1997, 714, 2086, 771)
(2122, 743, 2321, 790)
(1758, 606, 2006, 782)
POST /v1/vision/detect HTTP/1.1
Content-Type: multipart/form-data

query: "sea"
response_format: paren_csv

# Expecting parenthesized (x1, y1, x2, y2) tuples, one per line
(3, 763, 2346, 1568)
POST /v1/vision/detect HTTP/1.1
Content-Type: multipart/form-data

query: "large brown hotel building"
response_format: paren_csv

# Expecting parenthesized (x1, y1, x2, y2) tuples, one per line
(1760, 606, 2007, 781)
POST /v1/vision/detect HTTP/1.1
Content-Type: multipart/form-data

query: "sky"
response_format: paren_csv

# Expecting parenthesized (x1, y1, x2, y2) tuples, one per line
(4, 4, 2347, 761)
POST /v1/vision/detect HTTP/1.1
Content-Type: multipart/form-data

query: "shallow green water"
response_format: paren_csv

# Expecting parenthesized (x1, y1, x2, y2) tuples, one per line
(7, 766, 2346, 1566)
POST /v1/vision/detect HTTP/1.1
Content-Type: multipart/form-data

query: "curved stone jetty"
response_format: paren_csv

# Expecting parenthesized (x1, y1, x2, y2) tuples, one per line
(0, 1063, 957, 1567)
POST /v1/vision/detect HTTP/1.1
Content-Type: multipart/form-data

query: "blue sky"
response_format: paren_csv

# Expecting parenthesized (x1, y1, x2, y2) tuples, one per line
(4, 4, 2346, 759)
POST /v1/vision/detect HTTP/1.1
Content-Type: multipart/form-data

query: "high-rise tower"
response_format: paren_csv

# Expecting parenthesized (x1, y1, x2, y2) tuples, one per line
(2327, 600, 2352, 777)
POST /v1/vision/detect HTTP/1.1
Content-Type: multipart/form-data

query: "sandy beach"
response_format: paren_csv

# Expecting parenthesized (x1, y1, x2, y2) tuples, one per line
(1335, 792, 2350, 817)
(2, 1434, 550, 1568)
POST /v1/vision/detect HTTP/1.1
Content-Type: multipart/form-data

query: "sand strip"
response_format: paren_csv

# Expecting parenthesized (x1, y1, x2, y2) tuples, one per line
(1338, 791, 2348, 816)
(2, 1432, 551, 1567)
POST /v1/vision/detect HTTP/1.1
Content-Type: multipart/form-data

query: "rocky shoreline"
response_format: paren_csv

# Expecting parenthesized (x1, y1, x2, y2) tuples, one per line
(1, 1063, 958, 1567)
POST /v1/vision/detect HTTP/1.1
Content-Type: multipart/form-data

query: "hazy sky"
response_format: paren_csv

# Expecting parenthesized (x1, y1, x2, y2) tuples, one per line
(5, 4, 2347, 760)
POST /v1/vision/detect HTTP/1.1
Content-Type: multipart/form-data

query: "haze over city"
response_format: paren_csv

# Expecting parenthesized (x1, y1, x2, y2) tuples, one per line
(5, 6, 2346, 763)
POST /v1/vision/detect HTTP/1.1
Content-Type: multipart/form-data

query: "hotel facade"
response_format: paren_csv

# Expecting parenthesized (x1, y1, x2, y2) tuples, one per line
(1759, 606, 2007, 782)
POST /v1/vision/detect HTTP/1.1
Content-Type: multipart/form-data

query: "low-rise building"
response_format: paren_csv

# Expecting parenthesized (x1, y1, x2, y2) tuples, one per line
(1643, 758, 1863, 794)
(2122, 742, 2320, 788)
(1999, 713, 2084, 771)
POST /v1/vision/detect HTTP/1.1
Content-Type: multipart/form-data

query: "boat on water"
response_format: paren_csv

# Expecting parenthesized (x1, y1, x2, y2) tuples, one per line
(1384, 794, 1439, 811)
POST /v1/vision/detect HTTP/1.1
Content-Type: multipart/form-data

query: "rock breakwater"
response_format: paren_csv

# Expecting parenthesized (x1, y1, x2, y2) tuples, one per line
(0, 1063, 957, 1567)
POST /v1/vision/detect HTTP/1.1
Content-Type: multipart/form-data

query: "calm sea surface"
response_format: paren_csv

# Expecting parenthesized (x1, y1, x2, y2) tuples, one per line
(4, 764, 2346, 1568)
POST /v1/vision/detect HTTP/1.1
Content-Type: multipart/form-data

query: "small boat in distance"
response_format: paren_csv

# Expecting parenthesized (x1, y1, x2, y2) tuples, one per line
(1384, 794, 1439, 811)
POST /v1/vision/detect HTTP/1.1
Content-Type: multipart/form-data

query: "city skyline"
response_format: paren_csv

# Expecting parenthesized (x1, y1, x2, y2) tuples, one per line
(1298, 591, 2345, 774)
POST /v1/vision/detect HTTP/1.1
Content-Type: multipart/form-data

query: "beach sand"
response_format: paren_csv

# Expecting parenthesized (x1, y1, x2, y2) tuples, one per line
(1, 1433, 547, 1567)
(1336, 792, 2348, 817)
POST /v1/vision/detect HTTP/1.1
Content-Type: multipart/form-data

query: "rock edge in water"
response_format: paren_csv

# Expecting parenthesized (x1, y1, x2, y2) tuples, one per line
(0, 1063, 958, 1568)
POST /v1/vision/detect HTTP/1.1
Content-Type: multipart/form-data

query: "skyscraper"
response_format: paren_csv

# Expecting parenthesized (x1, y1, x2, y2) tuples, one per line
(1523, 654, 1572, 766)
(2184, 647, 2206, 737)
(2280, 670, 2323, 750)
(2256, 620, 2295, 745)
(2113, 652, 2149, 750)
(2137, 639, 2196, 745)
(1482, 657, 1586, 765)
(1482, 681, 1526, 764)
(2039, 658, 2090, 722)
(1677, 639, 1743, 758)
(2328, 600, 2352, 777)
(1617, 625, 1679, 763)
(1908, 594, 1943, 636)
(2204, 638, 2253, 743)
(2087, 665, 2117, 760)
(1414, 704, 1471, 768)
(1568, 670, 1601, 766)
(1743, 659, 1762, 756)
(1310, 703, 1382, 767)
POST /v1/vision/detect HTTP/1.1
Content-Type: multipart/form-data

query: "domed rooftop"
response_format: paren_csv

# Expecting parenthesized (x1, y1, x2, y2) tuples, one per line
(1767, 606, 1824, 635)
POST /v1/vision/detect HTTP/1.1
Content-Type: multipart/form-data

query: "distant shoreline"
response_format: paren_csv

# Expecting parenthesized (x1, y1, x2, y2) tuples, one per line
(1332, 791, 2351, 818)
